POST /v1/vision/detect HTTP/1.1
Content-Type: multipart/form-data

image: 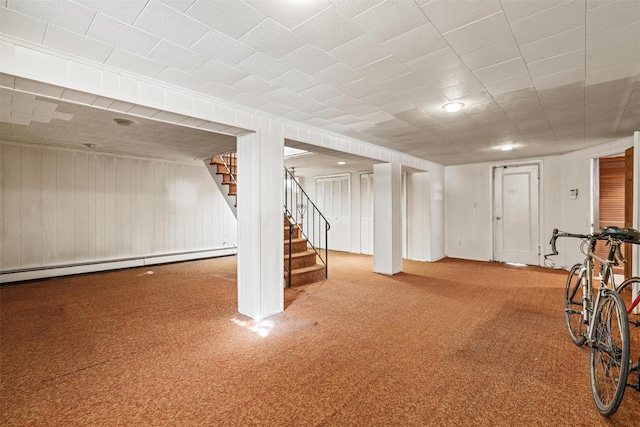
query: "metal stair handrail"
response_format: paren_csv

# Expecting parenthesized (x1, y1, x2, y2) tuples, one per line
(284, 167, 330, 283)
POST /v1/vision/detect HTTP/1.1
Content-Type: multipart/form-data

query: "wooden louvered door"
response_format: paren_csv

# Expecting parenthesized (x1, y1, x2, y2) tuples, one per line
(597, 157, 626, 276)
(625, 147, 634, 279)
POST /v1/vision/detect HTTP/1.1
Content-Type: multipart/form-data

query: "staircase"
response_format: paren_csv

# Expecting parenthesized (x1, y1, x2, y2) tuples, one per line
(210, 153, 328, 287)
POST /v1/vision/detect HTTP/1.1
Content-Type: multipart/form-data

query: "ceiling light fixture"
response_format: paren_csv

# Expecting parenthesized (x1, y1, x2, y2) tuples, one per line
(113, 118, 135, 126)
(501, 144, 514, 151)
(337, 161, 346, 165)
(442, 102, 464, 112)
(84, 143, 96, 149)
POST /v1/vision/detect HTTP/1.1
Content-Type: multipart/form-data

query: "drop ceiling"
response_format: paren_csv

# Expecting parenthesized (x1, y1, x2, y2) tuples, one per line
(0, 0, 639, 166)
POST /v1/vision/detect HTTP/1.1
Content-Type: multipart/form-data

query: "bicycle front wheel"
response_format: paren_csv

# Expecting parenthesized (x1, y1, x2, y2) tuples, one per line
(565, 263, 587, 346)
(617, 277, 640, 390)
(589, 289, 630, 417)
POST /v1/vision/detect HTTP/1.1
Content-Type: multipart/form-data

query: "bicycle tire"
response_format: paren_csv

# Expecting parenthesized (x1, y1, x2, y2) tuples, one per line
(589, 289, 630, 417)
(565, 263, 587, 346)
(616, 277, 640, 390)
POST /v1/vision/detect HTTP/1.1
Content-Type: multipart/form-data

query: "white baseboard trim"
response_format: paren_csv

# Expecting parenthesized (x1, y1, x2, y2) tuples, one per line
(0, 247, 237, 284)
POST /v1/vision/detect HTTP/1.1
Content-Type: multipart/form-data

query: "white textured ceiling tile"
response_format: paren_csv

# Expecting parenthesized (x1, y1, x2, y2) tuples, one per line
(421, 0, 502, 33)
(263, 88, 306, 105)
(406, 48, 465, 76)
(587, 21, 640, 55)
(312, 63, 364, 88)
(292, 5, 366, 51)
(510, 1, 586, 45)
(186, 0, 266, 39)
(0, 7, 47, 43)
(378, 100, 415, 114)
(351, 0, 429, 43)
(235, 52, 290, 81)
(441, 79, 487, 100)
(193, 60, 248, 86)
(127, 105, 161, 118)
(339, 77, 382, 99)
(132, 0, 209, 48)
(245, 0, 331, 29)
(325, 95, 364, 111)
(155, 67, 207, 90)
(291, 99, 326, 114)
(328, 33, 392, 69)
(329, 0, 384, 18)
(105, 48, 166, 78)
(382, 23, 448, 62)
(158, 0, 196, 13)
(359, 91, 400, 107)
(147, 40, 208, 73)
(361, 110, 395, 124)
(379, 72, 428, 93)
(357, 56, 412, 84)
(342, 103, 379, 117)
(460, 38, 521, 71)
(528, 50, 584, 78)
(587, 44, 640, 72)
(270, 69, 319, 93)
(280, 44, 337, 75)
(501, 0, 565, 22)
(519, 27, 585, 63)
(474, 58, 528, 84)
(72, 0, 147, 24)
(484, 73, 533, 95)
(198, 81, 241, 100)
(43, 25, 113, 63)
(397, 85, 447, 109)
(231, 76, 279, 96)
(424, 66, 484, 90)
(586, 0, 640, 35)
(298, 84, 343, 103)
(229, 92, 269, 108)
(87, 13, 159, 56)
(8, 0, 95, 34)
(443, 12, 512, 56)
(190, 29, 256, 67)
(315, 107, 345, 120)
(239, 18, 307, 59)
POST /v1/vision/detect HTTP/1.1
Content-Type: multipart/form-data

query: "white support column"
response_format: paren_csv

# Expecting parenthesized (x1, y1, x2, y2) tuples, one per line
(373, 162, 402, 275)
(236, 117, 284, 320)
(633, 131, 639, 277)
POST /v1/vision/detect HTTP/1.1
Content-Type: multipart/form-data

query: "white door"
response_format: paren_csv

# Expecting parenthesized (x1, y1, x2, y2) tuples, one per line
(360, 172, 374, 255)
(316, 175, 350, 252)
(494, 164, 540, 265)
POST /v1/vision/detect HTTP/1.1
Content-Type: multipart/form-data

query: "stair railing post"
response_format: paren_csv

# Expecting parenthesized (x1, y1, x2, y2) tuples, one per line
(288, 222, 293, 288)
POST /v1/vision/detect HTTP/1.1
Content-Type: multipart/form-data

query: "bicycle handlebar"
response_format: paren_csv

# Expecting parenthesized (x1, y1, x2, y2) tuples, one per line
(547, 228, 592, 257)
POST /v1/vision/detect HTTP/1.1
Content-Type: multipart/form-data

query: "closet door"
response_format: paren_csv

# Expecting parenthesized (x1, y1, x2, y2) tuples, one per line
(315, 175, 350, 252)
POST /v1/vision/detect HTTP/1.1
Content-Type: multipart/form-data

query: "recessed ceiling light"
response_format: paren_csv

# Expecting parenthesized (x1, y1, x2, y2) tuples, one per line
(442, 102, 464, 112)
(337, 161, 346, 165)
(113, 118, 135, 126)
(501, 144, 514, 151)
(84, 143, 96, 149)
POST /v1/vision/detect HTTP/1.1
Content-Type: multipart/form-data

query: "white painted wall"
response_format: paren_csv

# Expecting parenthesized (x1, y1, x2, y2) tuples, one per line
(444, 136, 636, 269)
(1, 141, 237, 281)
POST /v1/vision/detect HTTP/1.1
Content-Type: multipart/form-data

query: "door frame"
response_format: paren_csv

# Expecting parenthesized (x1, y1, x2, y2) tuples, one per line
(491, 160, 543, 265)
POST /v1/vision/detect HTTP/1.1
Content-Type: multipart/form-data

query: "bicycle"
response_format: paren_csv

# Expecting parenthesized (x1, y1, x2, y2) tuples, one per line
(547, 226, 640, 416)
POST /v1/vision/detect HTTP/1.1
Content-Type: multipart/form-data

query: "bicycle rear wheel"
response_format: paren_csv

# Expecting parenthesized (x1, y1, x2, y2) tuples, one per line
(565, 263, 587, 346)
(617, 277, 640, 390)
(589, 289, 630, 417)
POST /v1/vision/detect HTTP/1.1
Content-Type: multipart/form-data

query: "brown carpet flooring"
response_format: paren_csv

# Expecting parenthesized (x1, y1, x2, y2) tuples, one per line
(1, 253, 638, 426)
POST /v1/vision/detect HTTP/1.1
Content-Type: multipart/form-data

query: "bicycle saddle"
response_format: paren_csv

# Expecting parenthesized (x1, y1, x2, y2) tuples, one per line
(600, 226, 640, 244)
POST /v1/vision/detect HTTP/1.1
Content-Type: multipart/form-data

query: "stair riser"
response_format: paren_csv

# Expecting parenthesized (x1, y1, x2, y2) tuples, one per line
(285, 253, 317, 270)
(283, 228, 301, 239)
(284, 240, 308, 254)
(286, 268, 326, 287)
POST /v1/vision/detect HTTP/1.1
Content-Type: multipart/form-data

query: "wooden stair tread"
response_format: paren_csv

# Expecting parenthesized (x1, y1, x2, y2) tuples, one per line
(288, 264, 325, 274)
(284, 237, 306, 244)
(285, 250, 315, 259)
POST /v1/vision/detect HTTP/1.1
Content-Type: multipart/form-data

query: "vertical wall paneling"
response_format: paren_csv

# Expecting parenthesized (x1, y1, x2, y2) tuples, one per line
(130, 158, 142, 256)
(1, 142, 237, 277)
(104, 155, 117, 258)
(4, 145, 21, 269)
(0, 144, 3, 270)
(20, 146, 42, 267)
(74, 152, 89, 263)
(140, 159, 154, 254)
(116, 157, 131, 257)
(87, 154, 96, 260)
(56, 150, 75, 262)
(373, 162, 403, 275)
(95, 154, 105, 258)
(42, 148, 57, 266)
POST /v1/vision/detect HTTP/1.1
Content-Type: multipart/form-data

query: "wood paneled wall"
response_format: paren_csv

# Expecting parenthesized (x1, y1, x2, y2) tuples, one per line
(1, 142, 237, 271)
(598, 156, 625, 275)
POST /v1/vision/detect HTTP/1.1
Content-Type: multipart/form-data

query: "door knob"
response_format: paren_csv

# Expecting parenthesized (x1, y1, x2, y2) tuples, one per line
(496, 216, 501, 220)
